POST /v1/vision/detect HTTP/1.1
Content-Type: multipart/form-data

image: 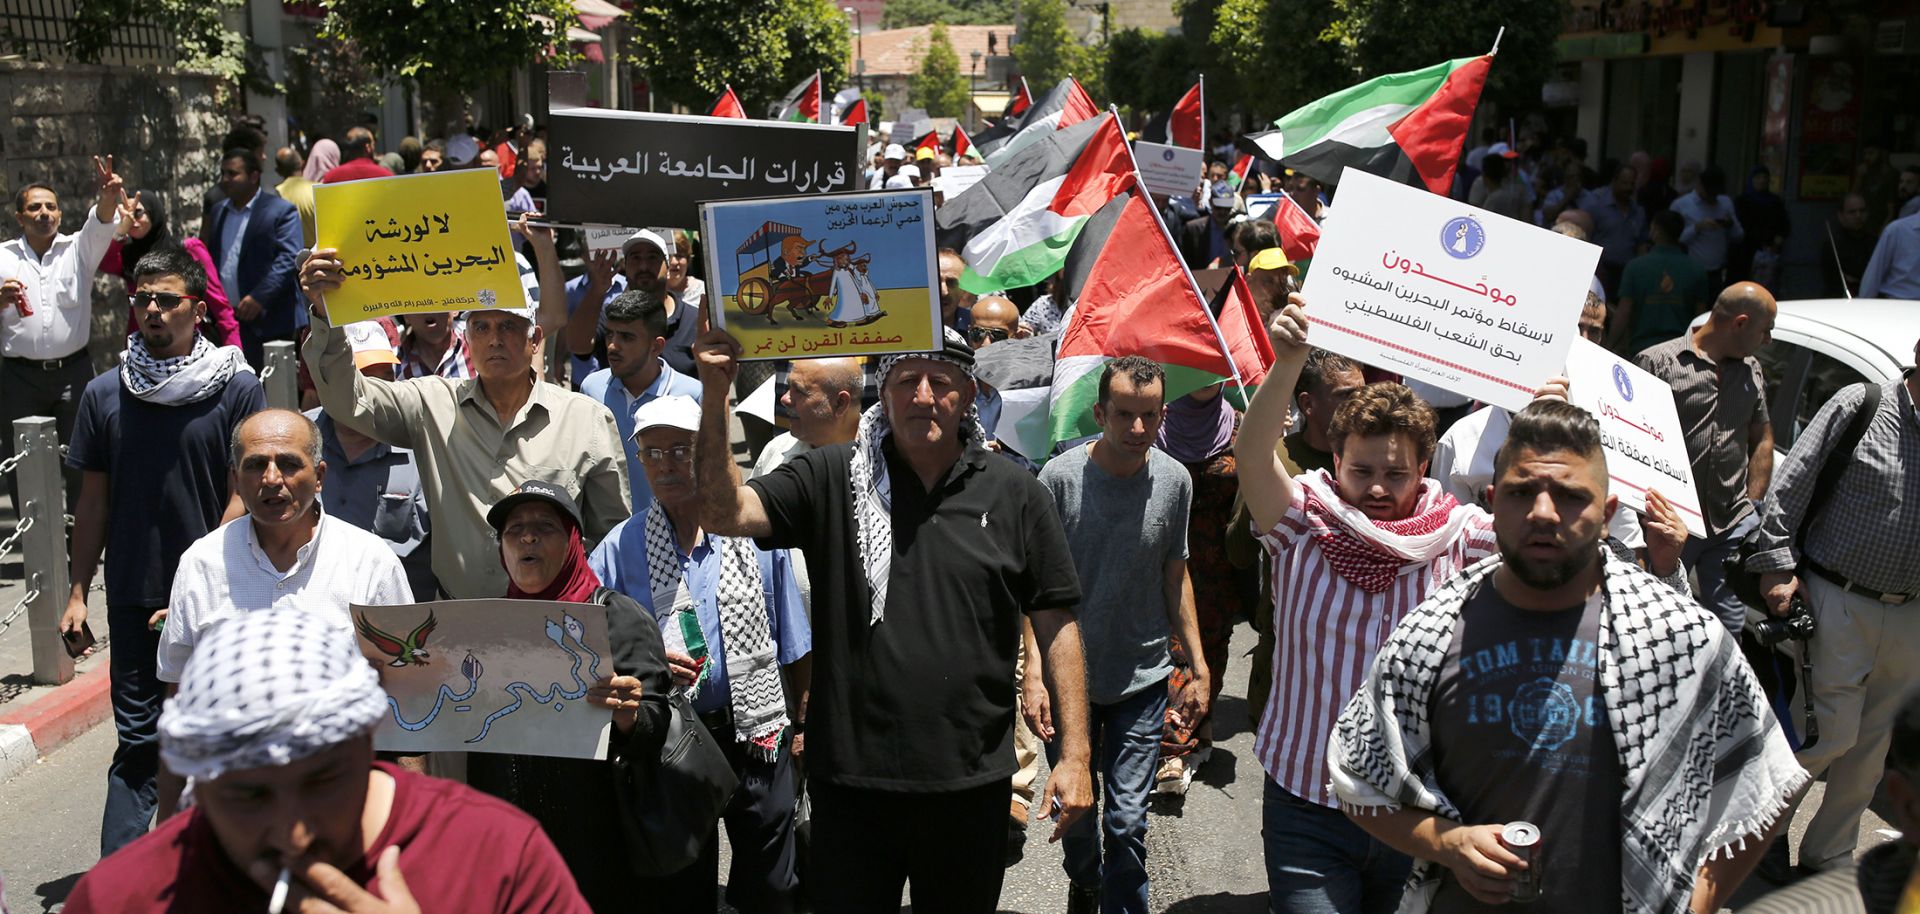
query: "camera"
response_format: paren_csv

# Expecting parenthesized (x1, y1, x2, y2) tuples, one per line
(1751, 594, 1816, 646)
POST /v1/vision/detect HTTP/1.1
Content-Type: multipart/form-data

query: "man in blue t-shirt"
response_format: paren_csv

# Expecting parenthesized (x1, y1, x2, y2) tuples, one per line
(577, 289, 702, 513)
(60, 246, 264, 856)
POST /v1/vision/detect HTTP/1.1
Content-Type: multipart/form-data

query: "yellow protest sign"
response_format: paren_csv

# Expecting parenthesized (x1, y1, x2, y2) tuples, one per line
(313, 169, 522, 323)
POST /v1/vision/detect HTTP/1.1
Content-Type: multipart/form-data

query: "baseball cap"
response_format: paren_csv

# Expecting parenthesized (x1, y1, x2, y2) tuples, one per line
(883, 143, 907, 161)
(621, 229, 670, 259)
(914, 146, 936, 161)
(487, 479, 581, 533)
(1208, 181, 1237, 209)
(445, 134, 479, 166)
(632, 394, 701, 439)
(343, 318, 400, 371)
(1248, 248, 1298, 276)
(898, 163, 921, 180)
(1488, 142, 1520, 159)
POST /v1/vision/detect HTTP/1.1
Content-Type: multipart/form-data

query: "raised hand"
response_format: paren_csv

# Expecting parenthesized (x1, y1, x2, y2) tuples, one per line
(94, 155, 125, 222)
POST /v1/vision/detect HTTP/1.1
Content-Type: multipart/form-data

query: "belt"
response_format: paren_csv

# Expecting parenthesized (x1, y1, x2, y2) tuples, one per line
(4, 350, 86, 371)
(1807, 560, 1915, 605)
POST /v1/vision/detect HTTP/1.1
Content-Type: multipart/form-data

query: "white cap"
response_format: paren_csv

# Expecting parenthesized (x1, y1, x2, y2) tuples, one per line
(898, 163, 921, 179)
(343, 319, 399, 370)
(621, 229, 669, 258)
(1589, 275, 1606, 301)
(884, 174, 914, 190)
(632, 394, 701, 438)
(883, 143, 907, 161)
(1487, 142, 1519, 159)
(446, 134, 479, 165)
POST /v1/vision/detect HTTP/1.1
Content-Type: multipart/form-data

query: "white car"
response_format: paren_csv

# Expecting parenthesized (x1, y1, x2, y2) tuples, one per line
(1694, 297, 1919, 452)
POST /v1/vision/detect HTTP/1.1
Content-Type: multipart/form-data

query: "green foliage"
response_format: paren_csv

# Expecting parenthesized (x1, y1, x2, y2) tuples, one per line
(881, 0, 1017, 28)
(1326, 0, 1565, 111)
(62, 0, 248, 82)
(908, 24, 973, 118)
(625, 0, 850, 114)
(1210, 0, 1350, 120)
(1102, 28, 1197, 117)
(1013, 0, 1103, 100)
(318, 0, 579, 92)
(285, 36, 387, 141)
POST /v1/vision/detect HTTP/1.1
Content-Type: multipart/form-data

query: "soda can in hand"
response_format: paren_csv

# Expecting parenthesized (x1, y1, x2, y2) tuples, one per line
(1502, 821, 1541, 903)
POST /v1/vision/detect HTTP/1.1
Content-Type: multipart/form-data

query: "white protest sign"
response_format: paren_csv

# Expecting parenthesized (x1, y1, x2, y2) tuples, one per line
(1134, 141, 1205, 199)
(1300, 168, 1599, 412)
(940, 164, 989, 197)
(1563, 339, 1707, 537)
(583, 226, 633, 252)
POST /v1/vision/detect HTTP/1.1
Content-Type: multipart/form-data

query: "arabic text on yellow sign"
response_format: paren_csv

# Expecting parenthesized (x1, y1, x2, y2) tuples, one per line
(314, 169, 523, 323)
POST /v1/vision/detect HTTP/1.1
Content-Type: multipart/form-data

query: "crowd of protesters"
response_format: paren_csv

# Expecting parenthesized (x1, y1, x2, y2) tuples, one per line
(0, 95, 1913, 914)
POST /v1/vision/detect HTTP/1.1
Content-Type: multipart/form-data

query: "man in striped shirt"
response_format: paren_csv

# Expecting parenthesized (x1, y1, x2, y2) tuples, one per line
(1236, 295, 1498, 914)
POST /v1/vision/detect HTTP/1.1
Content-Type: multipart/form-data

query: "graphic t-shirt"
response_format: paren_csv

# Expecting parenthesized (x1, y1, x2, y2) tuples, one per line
(1429, 582, 1623, 914)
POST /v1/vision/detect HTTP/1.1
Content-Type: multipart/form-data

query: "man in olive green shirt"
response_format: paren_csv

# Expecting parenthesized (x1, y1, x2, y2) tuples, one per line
(298, 250, 631, 598)
(1612, 210, 1710, 356)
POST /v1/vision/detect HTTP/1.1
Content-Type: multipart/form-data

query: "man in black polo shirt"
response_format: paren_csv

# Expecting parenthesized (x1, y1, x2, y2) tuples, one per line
(692, 323, 1093, 912)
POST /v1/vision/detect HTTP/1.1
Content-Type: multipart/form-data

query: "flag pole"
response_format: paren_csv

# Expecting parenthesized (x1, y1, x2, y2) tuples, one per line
(1198, 73, 1207, 156)
(1490, 26, 1505, 55)
(1114, 115, 1251, 402)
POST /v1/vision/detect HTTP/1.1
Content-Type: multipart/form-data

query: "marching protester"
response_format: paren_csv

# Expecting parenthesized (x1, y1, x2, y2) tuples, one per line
(468, 479, 673, 911)
(1329, 400, 1804, 914)
(1634, 282, 1776, 633)
(1035, 356, 1204, 914)
(60, 246, 263, 855)
(205, 147, 304, 369)
(691, 323, 1094, 910)
(1746, 337, 1920, 880)
(588, 395, 810, 912)
(1, 156, 123, 510)
(578, 289, 704, 512)
(299, 249, 632, 600)
(63, 609, 594, 913)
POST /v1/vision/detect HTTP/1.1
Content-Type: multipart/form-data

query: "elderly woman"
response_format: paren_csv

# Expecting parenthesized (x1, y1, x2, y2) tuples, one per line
(466, 480, 673, 910)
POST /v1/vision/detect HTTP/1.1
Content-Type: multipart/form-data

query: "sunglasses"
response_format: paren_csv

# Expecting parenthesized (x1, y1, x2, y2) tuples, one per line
(967, 326, 1010, 344)
(129, 291, 197, 310)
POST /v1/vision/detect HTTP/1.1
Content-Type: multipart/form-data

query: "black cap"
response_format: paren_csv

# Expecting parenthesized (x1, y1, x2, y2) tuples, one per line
(487, 480, 581, 533)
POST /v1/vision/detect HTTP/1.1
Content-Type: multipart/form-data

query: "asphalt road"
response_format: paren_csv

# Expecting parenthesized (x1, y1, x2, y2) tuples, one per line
(0, 622, 1894, 913)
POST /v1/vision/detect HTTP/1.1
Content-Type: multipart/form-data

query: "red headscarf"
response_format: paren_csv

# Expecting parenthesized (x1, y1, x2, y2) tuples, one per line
(501, 517, 603, 604)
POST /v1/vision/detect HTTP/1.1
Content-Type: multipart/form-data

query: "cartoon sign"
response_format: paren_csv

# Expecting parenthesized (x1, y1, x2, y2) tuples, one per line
(354, 599, 612, 760)
(312, 169, 523, 323)
(1300, 168, 1599, 412)
(1563, 339, 1707, 537)
(700, 189, 942, 361)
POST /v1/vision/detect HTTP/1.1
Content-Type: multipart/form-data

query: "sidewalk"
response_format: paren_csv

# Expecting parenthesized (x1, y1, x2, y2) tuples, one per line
(0, 494, 112, 785)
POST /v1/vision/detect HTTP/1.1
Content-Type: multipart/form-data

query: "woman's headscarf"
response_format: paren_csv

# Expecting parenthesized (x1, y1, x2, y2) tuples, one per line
(303, 139, 341, 181)
(118, 190, 170, 284)
(500, 511, 603, 604)
(1156, 385, 1237, 464)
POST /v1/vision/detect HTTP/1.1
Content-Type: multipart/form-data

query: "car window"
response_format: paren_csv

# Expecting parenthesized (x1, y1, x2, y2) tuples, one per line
(1800, 350, 1870, 430)
(1755, 339, 1800, 417)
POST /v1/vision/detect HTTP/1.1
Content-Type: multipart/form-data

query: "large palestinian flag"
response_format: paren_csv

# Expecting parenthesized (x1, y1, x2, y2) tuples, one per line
(981, 78, 1100, 166)
(1266, 55, 1492, 194)
(936, 114, 1106, 252)
(772, 71, 823, 123)
(953, 115, 1133, 294)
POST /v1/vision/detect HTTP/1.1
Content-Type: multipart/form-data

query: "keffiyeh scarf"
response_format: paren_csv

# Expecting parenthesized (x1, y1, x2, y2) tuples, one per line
(849, 330, 989, 626)
(1328, 550, 1808, 914)
(120, 333, 251, 406)
(1297, 471, 1476, 594)
(642, 506, 789, 760)
(159, 608, 388, 783)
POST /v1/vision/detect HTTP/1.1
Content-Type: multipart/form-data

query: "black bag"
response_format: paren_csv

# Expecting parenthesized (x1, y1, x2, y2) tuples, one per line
(1725, 381, 1882, 608)
(615, 689, 740, 876)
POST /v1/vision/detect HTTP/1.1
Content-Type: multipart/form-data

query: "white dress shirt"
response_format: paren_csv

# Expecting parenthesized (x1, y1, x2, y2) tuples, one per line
(0, 207, 120, 359)
(158, 510, 414, 681)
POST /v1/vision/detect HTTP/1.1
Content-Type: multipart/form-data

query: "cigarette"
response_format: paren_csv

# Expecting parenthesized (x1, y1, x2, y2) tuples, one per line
(267, 865, 291, 914)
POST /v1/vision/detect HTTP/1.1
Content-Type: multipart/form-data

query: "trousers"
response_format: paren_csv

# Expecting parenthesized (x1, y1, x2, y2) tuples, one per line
(101, 604, 165, 856)
(810, 780, 1008, 913)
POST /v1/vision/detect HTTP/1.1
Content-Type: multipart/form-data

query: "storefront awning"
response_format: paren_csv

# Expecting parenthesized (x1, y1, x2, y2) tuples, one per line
(971, 90, 1010, 114)
(573, 0, 626, 30)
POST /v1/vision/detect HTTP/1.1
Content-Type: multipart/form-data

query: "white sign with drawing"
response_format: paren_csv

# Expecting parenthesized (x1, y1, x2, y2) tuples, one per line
(1563, 339, 1707, 537)
(1301, 167, 1600, 412)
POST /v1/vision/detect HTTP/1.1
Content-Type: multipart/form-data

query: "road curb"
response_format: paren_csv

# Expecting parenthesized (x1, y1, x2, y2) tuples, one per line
(0, 654, 112, 784)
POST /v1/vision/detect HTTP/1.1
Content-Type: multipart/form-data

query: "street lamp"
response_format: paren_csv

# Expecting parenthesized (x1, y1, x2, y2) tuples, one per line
(843, 6, 864, 93)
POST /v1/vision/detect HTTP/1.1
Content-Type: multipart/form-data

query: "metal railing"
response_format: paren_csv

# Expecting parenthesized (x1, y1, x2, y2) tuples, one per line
(2, 416, 72, 685)
(263, 340, 299, 410)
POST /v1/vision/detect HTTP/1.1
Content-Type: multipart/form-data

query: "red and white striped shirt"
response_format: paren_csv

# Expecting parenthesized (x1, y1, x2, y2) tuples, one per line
(1254, 478, 1496, 807)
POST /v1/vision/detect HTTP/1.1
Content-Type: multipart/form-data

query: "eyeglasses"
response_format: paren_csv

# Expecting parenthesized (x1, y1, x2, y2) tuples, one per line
(130, 291, 197, 310)
(638, 445, 694, 464)
(967, 326, 1010, 344)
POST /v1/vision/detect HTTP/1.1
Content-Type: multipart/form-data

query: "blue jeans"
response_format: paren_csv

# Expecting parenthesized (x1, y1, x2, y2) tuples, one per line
(1681, 511, 1760, 634)
(1046, 680, 1167, 914)
(102, 604, 165, 856)
(1262, 779, 1411, 914)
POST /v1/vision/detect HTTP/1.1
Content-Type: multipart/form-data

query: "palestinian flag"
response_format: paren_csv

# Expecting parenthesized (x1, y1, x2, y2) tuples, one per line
(830, 86, 862, 122)
(1225, 154, 1253, 189)
(839, 98, 869, 126)
(1008, 78, 1034, 118)
(1047, 191, 1269, 450)
(953, 125, 979, 161)
(1272, 192, 1321, 261)
(952, 114, 1133, 295)
(1268, 55, 1493, 194)
(773, 71, 823, 123)
(936, 114, 1105, 252)
(1142, 81, 1204, 148)
(981, 78, 1100, 166)
(915, 129, 942, 157)
(1212, 267, 1276, 408)
(708, 86, 746, 119)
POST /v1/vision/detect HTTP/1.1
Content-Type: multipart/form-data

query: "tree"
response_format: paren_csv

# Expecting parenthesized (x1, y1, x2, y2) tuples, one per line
(908, 24, 973, 118)
(1211, 0, 1350, 121)
(62, 0, 247, 83)
(1326, 0, 1565, 112)
(625, 0, 849, 114)
(316, 0, 579, 93)
(882, 0, 1017, 28)
(1013, 0, 1102, 99)
(1102, 28, 1199, 118)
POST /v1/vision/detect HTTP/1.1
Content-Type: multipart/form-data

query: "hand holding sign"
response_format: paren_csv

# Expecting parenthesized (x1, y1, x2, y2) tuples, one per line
(313, 169, 522, 323)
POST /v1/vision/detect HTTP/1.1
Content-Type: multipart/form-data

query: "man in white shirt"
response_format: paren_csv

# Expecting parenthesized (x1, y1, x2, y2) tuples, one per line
(155, 408, 411, 815)
(0, 155, 124, 510)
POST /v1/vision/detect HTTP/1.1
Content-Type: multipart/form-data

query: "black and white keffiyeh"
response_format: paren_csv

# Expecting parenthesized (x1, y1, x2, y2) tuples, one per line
(120, 332, 252, 406)
(850, 328, 989, 626)
(1328, 550, 1808, 914)
(642, 505, 789, 759)
(159, 609, 388, 783)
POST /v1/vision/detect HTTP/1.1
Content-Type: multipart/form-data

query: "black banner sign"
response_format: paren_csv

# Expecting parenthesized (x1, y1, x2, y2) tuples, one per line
(546, 107, 865, 229)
